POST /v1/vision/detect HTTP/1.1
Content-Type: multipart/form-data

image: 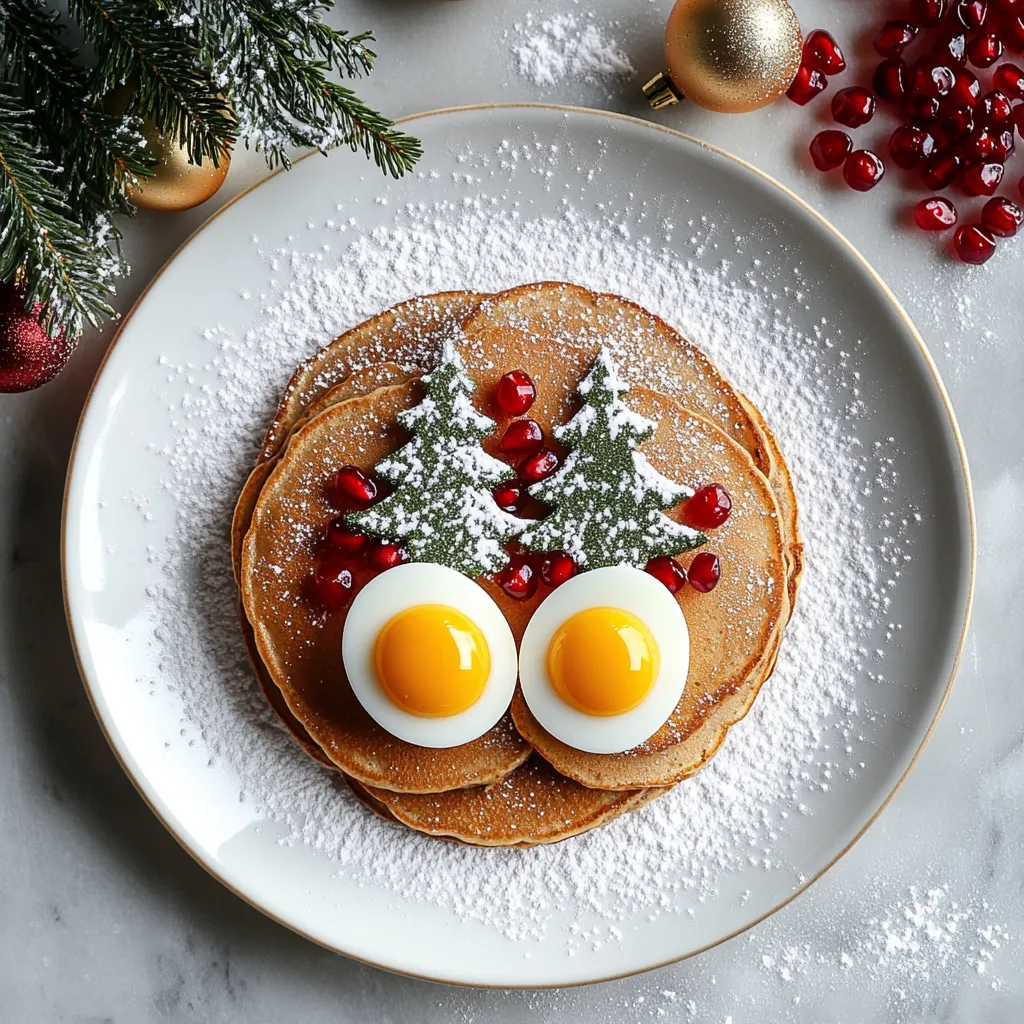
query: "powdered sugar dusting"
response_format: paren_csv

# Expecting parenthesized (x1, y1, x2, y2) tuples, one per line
(509, 11, 634, 88)
(143, 134, 922, 948)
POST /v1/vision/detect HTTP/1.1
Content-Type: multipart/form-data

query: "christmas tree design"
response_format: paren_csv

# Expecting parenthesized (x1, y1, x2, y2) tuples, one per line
(520, 349, 706, 569)
(348, 341, 525, 577)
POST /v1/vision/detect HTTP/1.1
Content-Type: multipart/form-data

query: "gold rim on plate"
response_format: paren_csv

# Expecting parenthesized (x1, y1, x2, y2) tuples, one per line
(60, 103, 976, 988)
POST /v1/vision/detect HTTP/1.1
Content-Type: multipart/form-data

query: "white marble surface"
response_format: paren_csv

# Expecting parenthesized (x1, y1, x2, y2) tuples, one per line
(2, 0, 1021, 1019)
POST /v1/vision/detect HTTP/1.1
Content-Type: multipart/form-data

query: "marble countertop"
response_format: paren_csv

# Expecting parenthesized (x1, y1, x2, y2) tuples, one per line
(2, 0, 1021, 1019)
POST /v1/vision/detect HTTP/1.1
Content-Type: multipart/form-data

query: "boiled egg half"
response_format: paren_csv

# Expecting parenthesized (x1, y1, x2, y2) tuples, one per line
(518, 565, 689, 754)
(342, 562, 518, 748)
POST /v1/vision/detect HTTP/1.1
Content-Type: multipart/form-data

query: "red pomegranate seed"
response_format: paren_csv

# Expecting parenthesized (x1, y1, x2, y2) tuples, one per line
(312, 550, 355, 607)
(325, 518, 368, 556)
(495, 370, 536, 415)
(911, 0, 949, 24)
(1003, 13, 1024, 51)
(993, 61, 1024, 97)
(1020, 176, 1024, 200)
(949, 69, 982, 107)
(496, 556, 538, 600)
(519, 449, 559, 484)
(995, 128, 1015, 160)
(875, 20, 919, 57)
(844, 150, 885, 191)
(956, 0, 989, 28)
(787, 64, 828, 105)
(889, 125, 937, 168)
(912, 57, 956, 98)
(981, 196, 1024, 235)
(937, 29, 968, 68)
(914, 196, 959, 229)
(687, 552, 722, 594)
(874, 59, 909, 102)
(328, 465, 379, 511)
(831, 87, 876, 127)
(1015, 104, 1024, 134)
(803, 29, 847, 75)
(684, 484, 733, 530)
(492, 480, 523, 511)
(364, 539, 409, 572)
(906, 95, 942, 123)
(941, 104, 975, 140)
(954, 224, 996, 262)
(921, 150, 964, 189)
(644, 555, 688, 594)
(540, 551, 577, 587)
(498, 418, 544, 457)
(962, 124, 998, 160)
(967, 33, 1003, 67)
(809, 129, 853, 170)
(962, 160, 1004, 195)
(979, 90, 1013, 124)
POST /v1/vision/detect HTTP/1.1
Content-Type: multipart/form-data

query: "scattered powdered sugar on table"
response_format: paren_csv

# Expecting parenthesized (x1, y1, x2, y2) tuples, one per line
(145, 135, 921, 948)
(508, 11, 634, 87)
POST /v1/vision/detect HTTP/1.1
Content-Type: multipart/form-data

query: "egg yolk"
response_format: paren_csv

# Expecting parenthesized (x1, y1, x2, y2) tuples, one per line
(373, 604, 490, 718)
(547, 607, 659, 717)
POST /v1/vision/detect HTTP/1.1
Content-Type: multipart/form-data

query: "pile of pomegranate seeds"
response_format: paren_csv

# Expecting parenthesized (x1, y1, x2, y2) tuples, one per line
(793, 5, 1024, 265)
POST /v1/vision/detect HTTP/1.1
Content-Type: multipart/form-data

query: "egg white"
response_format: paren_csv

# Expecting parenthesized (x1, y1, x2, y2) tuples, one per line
(518, 565, 690, 754)
(342, 562, 518, 748)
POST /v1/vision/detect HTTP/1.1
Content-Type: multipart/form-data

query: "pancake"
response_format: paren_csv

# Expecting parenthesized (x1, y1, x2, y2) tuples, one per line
(241, 380, 532, 792)
(260, 290, 484, 462)
(507, 386, 790, 788)
(354, 756, 669, 847)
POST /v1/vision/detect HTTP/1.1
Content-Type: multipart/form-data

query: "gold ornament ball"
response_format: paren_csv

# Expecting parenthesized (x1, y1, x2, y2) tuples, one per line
(654, 0, 803, 113)
(127, 121, 231, 212)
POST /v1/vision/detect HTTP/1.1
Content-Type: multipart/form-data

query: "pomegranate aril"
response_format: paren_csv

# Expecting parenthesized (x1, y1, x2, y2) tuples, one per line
(906, 95, 942, 123)
(803, 29, 846, 75)
(956, 0, 989, 28)
(914, 196, 959, 229)
(949, 69, 981, 108)
(684, 483, 733, 530)
(981, 196, 1024, 235)
(1020, 175, 1024, 199)
(809, 129, 853, 170)
(328, 465, 379, 510)
(325, 518, 367, 555)
(843, 150, 885, 191)
(961, 124, 998, 160)
(875, 20, 919, 58)
(941, 104, 975, 140)
(978, 89, 1013, 124)
(911, 0, 949, 24)
(312, 551, 355, 607)
(644, 555, 688, 594)
(921, 150, 964, 188)
(519, 449, 559, 484)
(912, 56, 956, 98)
(364, 539, 409, 572)
(831, 87, 876, 127)
(875, 59, 909, 102)
(962, 160, 1004, 194)
(967, 33, 1003, 67)
(496, 556, 538, 600)
(498, 418, 544, 457)
(1015, 104, 1024, 134)
(495, 369, 536, 415)
(540, 551, 577, 587)
(995, 128, 1015, 161)
(890, 125, 937, 168)
(1003, 12, 1024, 51)
(953, 223, 997, 262)
(993, 61, 1024, 97)
(492, 480, 523, 511)
(687, 552, 722, 594)
(936, 29, 968, 68)
(787, 64, 828, 105)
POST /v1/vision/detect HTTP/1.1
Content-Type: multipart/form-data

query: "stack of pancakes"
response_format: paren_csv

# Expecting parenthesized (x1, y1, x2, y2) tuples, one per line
(235, 283, 802, 847)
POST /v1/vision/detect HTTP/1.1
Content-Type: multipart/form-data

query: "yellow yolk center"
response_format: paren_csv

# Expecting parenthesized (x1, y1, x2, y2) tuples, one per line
(374, 604, 490, 718)
(547, 607, 659, 717)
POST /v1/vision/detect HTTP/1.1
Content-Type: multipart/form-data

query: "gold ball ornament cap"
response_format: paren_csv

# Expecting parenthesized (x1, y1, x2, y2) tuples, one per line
(128, 121, 231, 212)
(645, 0, 803, 114)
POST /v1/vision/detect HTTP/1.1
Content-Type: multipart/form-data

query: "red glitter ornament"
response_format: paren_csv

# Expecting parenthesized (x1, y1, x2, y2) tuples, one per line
(0, 283, 72, 393)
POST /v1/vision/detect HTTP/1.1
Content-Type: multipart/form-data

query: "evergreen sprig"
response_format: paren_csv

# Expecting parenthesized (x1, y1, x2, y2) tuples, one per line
(0, 0, 419, 345)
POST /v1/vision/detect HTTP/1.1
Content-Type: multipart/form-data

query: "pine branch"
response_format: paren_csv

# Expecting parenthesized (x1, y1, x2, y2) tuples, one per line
(0, 85, 117, 337)
(67, 0, 237, 165)
(179, 0, 420, 175)
(1, 0, 152, 218)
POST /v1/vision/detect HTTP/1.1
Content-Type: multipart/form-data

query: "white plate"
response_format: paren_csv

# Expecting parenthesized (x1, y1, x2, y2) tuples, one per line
(63, 105, 974, 987)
